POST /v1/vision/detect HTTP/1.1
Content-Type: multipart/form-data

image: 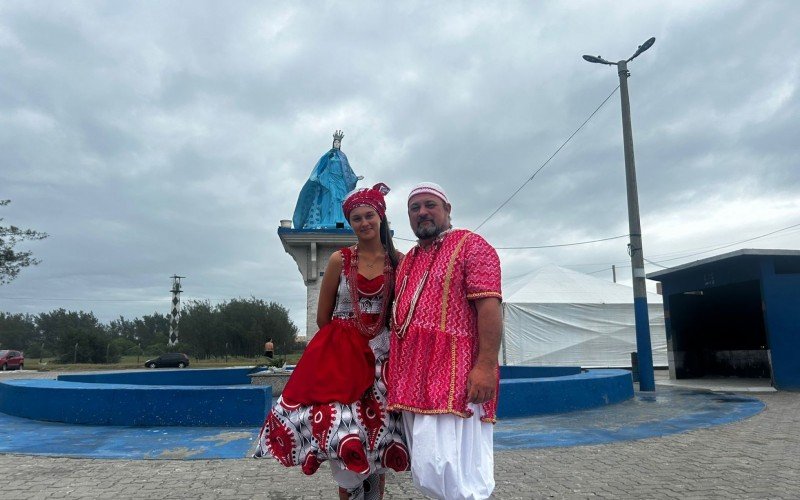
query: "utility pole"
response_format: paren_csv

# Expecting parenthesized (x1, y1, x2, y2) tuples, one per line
(584, 37, 657, 391)
(168, 275, 185, 347)
(612, 264, 617, 283)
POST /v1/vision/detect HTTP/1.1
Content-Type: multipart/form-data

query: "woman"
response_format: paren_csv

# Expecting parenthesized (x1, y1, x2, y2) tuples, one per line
(255, 183, 409, 500)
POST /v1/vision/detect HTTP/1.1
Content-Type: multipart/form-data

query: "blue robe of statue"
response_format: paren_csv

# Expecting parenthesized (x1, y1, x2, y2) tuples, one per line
(292, 148, 359, 229)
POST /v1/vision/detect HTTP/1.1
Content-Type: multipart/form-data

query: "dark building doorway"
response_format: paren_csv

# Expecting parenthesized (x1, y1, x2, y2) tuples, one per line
(650, 249, 800, 390)
(668, 280, 770, 378)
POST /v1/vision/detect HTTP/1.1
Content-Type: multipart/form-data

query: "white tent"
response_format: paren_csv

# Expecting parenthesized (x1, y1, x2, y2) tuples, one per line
(502, 264, 667, 368)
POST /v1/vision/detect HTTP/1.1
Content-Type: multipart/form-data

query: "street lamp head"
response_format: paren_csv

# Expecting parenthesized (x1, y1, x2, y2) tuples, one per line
(627, 37, 656, 62)
(582, 54, 614, 65)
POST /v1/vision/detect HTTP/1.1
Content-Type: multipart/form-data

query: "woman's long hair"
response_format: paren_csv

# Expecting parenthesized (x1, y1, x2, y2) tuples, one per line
(380, 215, 399, 270)
(380, 215, 399, 328)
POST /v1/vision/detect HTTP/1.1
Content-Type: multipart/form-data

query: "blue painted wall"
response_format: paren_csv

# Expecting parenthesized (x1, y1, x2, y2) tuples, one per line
(57, 367, 258, 386)
(497, 369, 634, 418)
(759, 260, 800, 390)
(1, 366, 634, 425)
(0, 379, 271, 426)
(652, 253, 800, 390)
(500, 366, 581, 379)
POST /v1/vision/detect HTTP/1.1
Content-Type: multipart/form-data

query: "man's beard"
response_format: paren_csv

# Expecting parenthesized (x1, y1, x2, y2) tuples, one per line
(413, 220, 445, 239)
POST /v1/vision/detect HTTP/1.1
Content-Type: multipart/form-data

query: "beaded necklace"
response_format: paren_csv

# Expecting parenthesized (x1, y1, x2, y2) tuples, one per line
(348, 245, 392, 339)
(391, 235, 447, 339)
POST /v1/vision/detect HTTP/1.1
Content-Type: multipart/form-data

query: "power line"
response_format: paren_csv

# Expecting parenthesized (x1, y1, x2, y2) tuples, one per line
(0, 297, 164, 302)
(0, 296, 234, 303)
(4, 223, 797, 304)
(642, 221, 800, 267)
(402, 218, 799, 258)
(473, 85, 620, 232)
(643, 257, 668, 269)
(495, 234, 628, 250)
(644, 227, 800, 261)
(569, 220, 800, 272)
(396, 233, 628, 249)
(587, 266, 614, 275)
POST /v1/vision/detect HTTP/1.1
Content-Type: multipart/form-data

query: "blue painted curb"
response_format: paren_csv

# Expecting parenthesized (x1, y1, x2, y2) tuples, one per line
(0, 379, 271, 427)
(57, 366, 260, 386)
(497, 369, 634, 418)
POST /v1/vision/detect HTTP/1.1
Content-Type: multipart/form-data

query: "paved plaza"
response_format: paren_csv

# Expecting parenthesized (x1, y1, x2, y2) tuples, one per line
(1, 370, 798, 499)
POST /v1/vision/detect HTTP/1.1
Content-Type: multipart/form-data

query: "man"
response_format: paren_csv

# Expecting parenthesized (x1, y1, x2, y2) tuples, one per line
(388, 182, 502, 500)
(264, 338, 274, 360)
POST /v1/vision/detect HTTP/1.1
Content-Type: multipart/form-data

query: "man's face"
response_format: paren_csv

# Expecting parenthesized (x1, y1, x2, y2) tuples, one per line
(408, 194, 451, 240)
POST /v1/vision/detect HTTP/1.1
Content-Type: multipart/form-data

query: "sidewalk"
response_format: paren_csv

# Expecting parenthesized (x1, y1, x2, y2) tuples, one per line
(1, 372, 798, 498)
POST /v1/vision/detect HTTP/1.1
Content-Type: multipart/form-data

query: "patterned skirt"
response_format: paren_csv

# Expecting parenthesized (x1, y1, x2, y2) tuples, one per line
(253, 320, 410, 476)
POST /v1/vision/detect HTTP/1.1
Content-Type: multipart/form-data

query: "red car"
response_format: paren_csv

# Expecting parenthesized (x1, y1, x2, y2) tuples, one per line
(0, 350, 24, 371)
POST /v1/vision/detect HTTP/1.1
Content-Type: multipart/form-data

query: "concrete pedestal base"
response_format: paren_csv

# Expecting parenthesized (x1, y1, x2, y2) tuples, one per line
(248, 371, 291, 396)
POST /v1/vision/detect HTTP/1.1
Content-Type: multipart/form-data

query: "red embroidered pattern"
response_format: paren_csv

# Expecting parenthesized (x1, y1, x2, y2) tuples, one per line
(355, 389, 385, 451)
(388, 229, 502, 422)
(310, 404, 336, 450)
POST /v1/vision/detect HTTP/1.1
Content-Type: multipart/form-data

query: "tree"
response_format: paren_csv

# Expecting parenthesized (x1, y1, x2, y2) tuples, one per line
(0, 200, 48, 285)
(0, 312, 37, 351)
(108, 316, 136, 342)
(36, 309, 111, 363)
(109, 336, 138, 357)
(262, 301, 299, 357)
(2, 298, 299, 362)
(178, 297, 299, 359)
(133, 313, 170, 347)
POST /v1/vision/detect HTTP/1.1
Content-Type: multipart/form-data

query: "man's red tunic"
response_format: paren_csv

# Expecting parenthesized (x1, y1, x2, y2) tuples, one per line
(388, 229, 502, 422)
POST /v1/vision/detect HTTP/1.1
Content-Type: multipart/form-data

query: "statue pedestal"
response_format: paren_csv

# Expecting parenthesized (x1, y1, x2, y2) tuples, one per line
(248, 370, 292, 396)
(278, 227, 356, 339)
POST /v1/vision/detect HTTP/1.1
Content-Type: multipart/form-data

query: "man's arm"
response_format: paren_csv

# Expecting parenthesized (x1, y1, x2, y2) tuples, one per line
(466, 296, 503, 404)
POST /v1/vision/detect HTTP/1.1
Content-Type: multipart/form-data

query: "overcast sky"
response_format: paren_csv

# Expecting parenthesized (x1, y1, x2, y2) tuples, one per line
(1, 1, 798, 333)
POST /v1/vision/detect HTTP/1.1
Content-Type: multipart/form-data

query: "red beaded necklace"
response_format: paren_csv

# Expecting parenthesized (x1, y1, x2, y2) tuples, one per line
(348, 245, 393, 339)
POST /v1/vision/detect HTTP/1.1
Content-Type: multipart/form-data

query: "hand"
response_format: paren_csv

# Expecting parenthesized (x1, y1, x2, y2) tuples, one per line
(466, 363, 497, 404)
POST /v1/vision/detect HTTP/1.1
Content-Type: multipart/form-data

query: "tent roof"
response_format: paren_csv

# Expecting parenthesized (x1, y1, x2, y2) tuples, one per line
(504, 264, 662, 304)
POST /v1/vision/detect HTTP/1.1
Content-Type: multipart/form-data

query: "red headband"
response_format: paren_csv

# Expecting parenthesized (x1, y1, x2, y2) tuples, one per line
(343, 183, 390, 221)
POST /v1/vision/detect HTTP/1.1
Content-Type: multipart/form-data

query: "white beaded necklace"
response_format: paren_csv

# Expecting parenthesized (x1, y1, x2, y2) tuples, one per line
(391, 240, 445, 339)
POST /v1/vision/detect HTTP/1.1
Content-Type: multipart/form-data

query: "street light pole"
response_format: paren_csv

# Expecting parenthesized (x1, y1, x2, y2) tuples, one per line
(584, 37, 657, 391)
(617, 58, 656, 392)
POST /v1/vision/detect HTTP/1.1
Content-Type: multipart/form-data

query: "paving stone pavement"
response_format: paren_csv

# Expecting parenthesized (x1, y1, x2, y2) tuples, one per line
(1, 388, 799, 499)
(2, 371, 798, 498)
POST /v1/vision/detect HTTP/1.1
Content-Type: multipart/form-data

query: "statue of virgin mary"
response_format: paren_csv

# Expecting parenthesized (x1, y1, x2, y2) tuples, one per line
(292, 130, 359, 229)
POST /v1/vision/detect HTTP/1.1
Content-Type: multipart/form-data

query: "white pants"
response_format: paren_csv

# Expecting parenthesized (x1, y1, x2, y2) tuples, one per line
(330, 461, 369, 490)
(402, 404, 495, 500)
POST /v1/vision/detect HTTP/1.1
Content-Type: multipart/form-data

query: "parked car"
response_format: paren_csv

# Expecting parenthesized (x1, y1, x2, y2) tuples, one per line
(0, 350, 24, 371)
(144, 352, 190, 369)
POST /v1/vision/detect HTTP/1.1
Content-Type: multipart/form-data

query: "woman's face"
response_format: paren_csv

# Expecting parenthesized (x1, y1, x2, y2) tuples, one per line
(349, 205, 381, 241)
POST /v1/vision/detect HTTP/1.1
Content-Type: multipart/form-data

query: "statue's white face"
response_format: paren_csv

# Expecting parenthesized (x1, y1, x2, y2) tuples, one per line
(333, 140, 341, 149)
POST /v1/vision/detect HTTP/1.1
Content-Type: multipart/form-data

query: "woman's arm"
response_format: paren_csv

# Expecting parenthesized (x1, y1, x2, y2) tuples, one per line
(316, 250, 344, 329)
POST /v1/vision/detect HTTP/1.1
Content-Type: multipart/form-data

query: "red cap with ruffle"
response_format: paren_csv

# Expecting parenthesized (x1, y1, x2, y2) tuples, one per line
(343, 183, 390, 221)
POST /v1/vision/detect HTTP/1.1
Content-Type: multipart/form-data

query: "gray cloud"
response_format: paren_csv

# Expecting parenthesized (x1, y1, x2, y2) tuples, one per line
(1, 1, 799, 332)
